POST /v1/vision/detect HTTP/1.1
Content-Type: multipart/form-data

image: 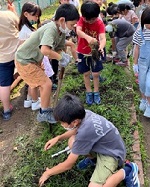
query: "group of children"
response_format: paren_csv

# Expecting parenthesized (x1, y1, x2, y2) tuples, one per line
(1, 0, 150, 186)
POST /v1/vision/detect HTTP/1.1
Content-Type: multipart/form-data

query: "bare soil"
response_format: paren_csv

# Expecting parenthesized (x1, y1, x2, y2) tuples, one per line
(0, 86, 39, 186)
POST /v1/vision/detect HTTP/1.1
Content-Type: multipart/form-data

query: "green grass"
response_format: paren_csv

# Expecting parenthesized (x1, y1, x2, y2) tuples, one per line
(3, 1, 149, 187)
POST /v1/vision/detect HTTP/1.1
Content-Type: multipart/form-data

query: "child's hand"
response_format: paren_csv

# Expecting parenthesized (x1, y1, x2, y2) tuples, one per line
(39, 168, 50, 187)
(98, 46, 104, 56)
(44, 136, 59, 151)
(7, 2, 16, 13)
(86, 36, 97, 45)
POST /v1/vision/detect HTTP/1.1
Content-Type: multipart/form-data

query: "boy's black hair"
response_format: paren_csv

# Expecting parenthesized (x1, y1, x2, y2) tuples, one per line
(55, 4, 80, 21)
(117, 4, 131, 12)
(101, 10, 107, 18)
(18, 2, 42, 31)
(132, 0, 141, 7)
(53, 94, 86, 124)
(81, 1, 100, 20)
(106, 3, 118, 15)
(141, 7, 150, 30)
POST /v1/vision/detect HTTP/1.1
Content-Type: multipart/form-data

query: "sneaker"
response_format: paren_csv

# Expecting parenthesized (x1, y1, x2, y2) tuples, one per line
(37, 108, 57, 123)
(24, 99, 32, 108)
(144, 104, 150, 118)
(52, 83, 57, 90)
(139, 99, 147, 112)
(2, 106, 13, 121)
(86, 92, 93, 105)
(31, 99, 41, 111)
(93, 92, 101, 104)
(124, 162, 140, 187)
(77, 157, 96, 170)
(115, 61, 128, 67)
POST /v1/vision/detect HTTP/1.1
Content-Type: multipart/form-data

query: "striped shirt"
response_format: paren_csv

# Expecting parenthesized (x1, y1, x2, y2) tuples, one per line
(133, 28, 150, 46)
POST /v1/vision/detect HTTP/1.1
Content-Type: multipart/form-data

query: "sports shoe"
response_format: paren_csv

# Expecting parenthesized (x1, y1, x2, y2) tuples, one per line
(86, 92, 93, 105)
(2, 105, 13, 121)
(52, 83, 57, 90)
(144, 104, 150, 118)
(24, 99, 32, 108)
(139, 99, 147, 112)
(37, 108, 57, 123)
(115, 61, 128, 67)
(31, 99, 41, 111)
(124, 162, 140, 187)
(93, 92, 101, 104)
(77, 157, 96, 170)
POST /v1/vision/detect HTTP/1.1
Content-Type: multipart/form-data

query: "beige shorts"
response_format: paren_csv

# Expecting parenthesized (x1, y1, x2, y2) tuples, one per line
(90, 154, 118, 185)
(15, 61, 50, 88)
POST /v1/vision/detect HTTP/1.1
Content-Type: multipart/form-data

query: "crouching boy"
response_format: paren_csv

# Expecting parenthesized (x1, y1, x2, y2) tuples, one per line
(39, 94, 140, 187)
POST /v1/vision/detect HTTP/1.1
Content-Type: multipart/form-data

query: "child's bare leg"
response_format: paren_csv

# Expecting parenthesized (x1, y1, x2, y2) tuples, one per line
(39, 77, 52, 108)
(0, 86, 11, 111)
(92, 72, 99, 92)
(30, 87, 39, 101)
(84, 71, 92, 92)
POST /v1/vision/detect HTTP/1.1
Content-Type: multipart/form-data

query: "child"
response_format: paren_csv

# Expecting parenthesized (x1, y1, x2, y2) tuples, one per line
(38, 94, 140, 187)
(106, 4, 136, 66)
(51, 0, 78, 84)
(117, 3, 139, 28)
(76, 1, 106, 105)
(18, 2, 54, 110)
(133, 7, 150, 118)
(0, 3, 20, 120)
(15, 4, 80, 123)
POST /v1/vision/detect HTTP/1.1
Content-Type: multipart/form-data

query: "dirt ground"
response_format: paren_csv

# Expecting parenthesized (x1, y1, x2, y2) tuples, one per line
(0, 84, 150, 186)
(0, 86, 39, 186)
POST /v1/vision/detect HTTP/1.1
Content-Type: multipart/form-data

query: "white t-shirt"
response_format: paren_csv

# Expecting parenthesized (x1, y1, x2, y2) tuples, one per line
(19, 24, 33, 40)
(69, 0, 80, 8)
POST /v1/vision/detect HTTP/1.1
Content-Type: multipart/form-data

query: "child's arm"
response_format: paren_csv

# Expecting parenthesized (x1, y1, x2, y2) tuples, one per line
(39, 152, 79, 187)
(41, 45, 62, 61)
(76, 26, 97, 45)
(133, 44, 139, 74)
(98, 33, 106, 53)
(133, 44, 139, 65)
(44, 129, 77, 151)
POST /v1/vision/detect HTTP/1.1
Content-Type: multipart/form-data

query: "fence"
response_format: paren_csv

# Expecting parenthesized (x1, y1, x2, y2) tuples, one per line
(0, 0, 56, 15)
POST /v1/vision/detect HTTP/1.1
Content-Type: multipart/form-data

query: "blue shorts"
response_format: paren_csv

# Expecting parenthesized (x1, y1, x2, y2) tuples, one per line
(0, 60, 15, 86)
(77, 53, 103, 74)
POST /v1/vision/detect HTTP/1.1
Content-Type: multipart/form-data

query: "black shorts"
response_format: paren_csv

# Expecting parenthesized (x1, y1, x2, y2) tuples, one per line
(0, 60, 15, 86)
(77, 53, 103, 74)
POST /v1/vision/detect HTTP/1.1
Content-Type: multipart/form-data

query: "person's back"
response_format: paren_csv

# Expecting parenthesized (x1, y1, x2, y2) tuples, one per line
(112, 18, 136, 38)
(0, 11, 20, 63)
(0, 7, 20, 120)
(72, 109, 126, 167)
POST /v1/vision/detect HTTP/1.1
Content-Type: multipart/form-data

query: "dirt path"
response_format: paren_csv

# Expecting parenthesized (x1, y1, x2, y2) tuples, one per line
(0, 86, 38, 185)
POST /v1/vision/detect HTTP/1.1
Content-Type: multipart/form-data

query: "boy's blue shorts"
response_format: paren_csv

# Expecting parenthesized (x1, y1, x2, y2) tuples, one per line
(77, 53, 103, 74)
(0, 60, 15, 87)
